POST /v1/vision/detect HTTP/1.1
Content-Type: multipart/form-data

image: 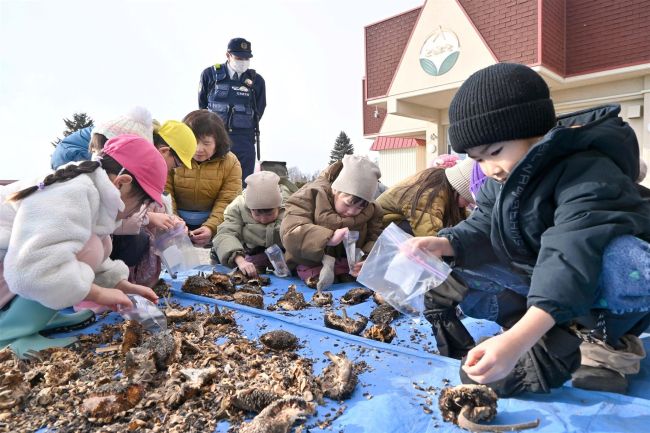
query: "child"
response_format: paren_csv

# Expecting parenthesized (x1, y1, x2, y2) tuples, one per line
(166, 110, 242, 247)
(126, 119, 198, 286)
(377, 158, 474, 237)
(213, 171, 286, 277)
(0, 134, 167, 357)
(280, 155, 383, 290)
(406, 63, 650, 396)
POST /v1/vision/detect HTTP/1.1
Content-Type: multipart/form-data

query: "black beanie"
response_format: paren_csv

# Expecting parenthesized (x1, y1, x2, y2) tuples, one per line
(448, 63, 556, 153)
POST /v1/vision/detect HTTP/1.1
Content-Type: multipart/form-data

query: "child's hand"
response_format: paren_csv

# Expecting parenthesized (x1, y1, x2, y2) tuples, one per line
(85, 285, 133, 310)
(462, 331, 526, 384)
(327, 228, 349, 246)
(190, 226, 212, 246)
(147, 212, 177, 231)
(401, 236, 454, 258)
(235, 256, 258, 277)
(350, 260, 364, 277)
(172, 216, 188, 233)
(114, 280, 159, 304)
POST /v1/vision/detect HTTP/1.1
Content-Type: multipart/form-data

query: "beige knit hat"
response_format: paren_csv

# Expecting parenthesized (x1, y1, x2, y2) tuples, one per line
(444, 158, 474, 204)
(93, 106, 154, 143)
(331, 154, 381, 202)
(245, 171, 283, 209)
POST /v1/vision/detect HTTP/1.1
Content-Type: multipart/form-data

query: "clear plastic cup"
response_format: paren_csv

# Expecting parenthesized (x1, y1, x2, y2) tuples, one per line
(264, 244, 290, 277)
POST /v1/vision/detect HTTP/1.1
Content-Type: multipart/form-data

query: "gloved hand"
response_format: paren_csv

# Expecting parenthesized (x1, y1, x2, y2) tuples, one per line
(426, 273, 469, 308)
(316, 254, 336, 291)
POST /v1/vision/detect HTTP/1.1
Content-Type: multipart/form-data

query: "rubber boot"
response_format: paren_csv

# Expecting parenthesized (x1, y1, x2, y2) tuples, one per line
(42, 309, 95, 334)
(0, 297, 77, 359)
(572, 366, 628, 394)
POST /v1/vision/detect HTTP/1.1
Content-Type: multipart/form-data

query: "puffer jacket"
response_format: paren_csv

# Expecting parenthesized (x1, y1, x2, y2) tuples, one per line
(280, 161, 384, 268)
(439, 105, 650, 324)
(165, 152, 242, 234)
(377, 173, 454, 237)
(213, 193, 285, 267)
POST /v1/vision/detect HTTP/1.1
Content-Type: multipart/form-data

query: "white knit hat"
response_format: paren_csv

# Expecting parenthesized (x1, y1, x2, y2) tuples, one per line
(331, 155, 381, 202)
(93, 106, 154, 143)
(245, 171, 283, 209)
(444, 158, 474, 204)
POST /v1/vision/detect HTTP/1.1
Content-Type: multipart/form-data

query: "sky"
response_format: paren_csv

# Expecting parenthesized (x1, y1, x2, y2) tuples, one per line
(0, 0, 424, 180)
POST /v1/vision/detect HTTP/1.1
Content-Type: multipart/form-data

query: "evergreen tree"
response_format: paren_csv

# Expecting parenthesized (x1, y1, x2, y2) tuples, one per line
(328, 131, 354, 164)
(51, 112, 94, 147)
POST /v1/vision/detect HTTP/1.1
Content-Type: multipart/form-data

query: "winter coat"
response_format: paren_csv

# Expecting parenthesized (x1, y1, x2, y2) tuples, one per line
(165, 151, 242, 234)
(438, 105, 650, 324)
(280, 161, 384, 268)
(0, 165, 129, 309)
(50, 126, 93, 169)
(213, 193, 285, 267)
(377, 174, 454, 237)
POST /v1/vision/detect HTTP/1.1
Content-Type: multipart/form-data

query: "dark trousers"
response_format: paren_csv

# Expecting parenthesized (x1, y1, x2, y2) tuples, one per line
(230, 133, 256, 186)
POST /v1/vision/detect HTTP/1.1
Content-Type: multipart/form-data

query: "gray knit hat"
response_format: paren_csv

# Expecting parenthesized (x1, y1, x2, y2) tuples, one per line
(444, 158, 474, 204)
(448, 63, 556, 153)
(245, 171, 283, 209)
(331, 155, 381, 202)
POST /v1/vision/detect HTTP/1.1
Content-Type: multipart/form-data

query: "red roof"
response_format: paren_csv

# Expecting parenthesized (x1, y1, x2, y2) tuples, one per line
(370, 136, 425, 151)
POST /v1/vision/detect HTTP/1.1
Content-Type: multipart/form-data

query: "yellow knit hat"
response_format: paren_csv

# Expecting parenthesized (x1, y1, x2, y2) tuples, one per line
(157, 120, 197, 169)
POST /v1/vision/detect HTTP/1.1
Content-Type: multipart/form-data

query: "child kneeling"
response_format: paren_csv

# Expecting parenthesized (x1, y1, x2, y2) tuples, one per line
(213, 171, 287, 277)
(408, 63, 650, 396)
(280, 155, 383, 290)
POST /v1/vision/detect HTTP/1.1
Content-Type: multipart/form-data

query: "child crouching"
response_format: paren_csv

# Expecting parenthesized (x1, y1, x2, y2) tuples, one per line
(280, 155, 383, 290)
(213, 171, 287, 277)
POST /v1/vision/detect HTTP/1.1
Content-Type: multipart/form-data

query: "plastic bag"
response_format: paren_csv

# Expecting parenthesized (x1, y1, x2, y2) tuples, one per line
(152, 224, 200, 278)
(357, 223, 451, 315)
(265, 244, 290, 277)
(344, 230, 360, 272)
(118, 294, 167, 332)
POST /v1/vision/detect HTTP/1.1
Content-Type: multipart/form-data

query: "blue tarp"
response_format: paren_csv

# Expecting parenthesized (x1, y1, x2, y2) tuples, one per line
(57, 264, 650, 432)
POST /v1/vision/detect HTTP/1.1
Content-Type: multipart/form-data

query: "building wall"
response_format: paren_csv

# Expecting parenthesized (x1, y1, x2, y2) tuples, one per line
(376, 147, 426, 187)
(566, 0, 650, 75)
(458, 0, 537, 65)
(540, 0, 565, 75)
(365, 8, 421, 99)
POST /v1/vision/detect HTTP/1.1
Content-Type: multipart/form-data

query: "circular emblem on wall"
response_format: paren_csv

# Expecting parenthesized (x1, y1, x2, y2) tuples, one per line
(419, 27, 460, 76)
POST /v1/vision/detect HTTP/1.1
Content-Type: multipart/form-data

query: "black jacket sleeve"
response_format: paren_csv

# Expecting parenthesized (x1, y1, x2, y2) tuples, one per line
(528, 154, 650, 323)
(198, 67, 211, 109)
(438, 180, 499, 267)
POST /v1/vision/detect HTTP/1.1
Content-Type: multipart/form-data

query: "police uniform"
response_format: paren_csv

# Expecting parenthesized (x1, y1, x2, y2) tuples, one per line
(198, 38, 266, 184)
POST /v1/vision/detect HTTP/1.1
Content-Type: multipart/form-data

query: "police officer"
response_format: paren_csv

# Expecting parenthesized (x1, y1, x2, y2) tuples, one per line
(198, 37, 266, 184)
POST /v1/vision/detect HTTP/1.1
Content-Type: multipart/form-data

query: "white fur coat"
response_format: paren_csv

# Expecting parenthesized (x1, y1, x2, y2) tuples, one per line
(0, 166, 129, 309)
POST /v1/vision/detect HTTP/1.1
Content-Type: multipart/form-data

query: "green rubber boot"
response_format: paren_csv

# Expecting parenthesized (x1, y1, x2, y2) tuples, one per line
(42, 309, 96, 334)
(0, 297, 77, 359)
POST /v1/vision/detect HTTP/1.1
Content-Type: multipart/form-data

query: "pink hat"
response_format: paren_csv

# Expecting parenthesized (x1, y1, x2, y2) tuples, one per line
(102, 134, 167, 206)
(428, 153, 459, 169)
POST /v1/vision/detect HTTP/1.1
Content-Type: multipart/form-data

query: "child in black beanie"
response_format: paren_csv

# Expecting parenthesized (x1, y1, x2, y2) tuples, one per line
(406, 62, 650, 396)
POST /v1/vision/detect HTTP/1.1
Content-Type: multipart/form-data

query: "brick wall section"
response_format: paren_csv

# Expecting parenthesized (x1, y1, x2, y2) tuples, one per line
(365, 8, 421, 99)
(566, 0, 650, 75)
(541, 0, 565, 75)
(458, 0, 538, 64)
(363, 78, 386, 135)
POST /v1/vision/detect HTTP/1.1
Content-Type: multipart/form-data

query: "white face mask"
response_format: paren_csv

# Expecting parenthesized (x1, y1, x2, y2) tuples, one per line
(230, 58, 250, 75)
